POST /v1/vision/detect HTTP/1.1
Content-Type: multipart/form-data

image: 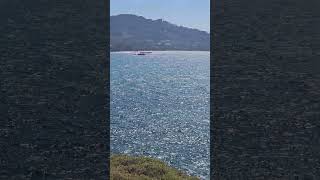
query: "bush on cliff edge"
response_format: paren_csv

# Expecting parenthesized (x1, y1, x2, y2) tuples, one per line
(110, 155, 199, 180)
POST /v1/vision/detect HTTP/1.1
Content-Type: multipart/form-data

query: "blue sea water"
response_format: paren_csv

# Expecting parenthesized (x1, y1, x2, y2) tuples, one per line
(111, 51, 210, 179)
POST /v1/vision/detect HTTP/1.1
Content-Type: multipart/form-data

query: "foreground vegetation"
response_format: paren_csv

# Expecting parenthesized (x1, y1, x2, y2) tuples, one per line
(110, 154, 199, 180)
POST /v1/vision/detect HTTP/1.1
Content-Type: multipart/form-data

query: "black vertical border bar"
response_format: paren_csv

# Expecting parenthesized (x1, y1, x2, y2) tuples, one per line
(1, 0, 110, 179)
(210, 0, 214, 179)
(105, 0, 111, 179)
(211, 0, 320, 179)
(211, 0, 225, 178)
(210, 0, 222, 179)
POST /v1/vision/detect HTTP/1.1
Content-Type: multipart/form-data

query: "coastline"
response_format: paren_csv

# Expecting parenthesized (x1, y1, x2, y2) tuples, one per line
(110, 50, 210, 54)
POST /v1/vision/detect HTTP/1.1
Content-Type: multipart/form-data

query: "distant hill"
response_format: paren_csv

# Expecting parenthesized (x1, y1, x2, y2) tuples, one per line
(110, 14, 210, 51)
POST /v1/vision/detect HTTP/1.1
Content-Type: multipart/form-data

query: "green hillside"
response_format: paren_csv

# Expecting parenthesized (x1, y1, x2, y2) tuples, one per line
(111, 155, 200, 180)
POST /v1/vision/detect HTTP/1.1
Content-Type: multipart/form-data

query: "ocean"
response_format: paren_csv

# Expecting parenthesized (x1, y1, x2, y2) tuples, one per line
(111, 51, 210, 179)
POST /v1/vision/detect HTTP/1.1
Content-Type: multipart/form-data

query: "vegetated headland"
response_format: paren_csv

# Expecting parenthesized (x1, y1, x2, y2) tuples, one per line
(110, 154, 200, 180)
(110, 14, 210, 52)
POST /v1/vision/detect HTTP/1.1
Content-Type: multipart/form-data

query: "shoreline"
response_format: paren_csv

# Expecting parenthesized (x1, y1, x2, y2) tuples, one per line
(110, 50, 210, 53)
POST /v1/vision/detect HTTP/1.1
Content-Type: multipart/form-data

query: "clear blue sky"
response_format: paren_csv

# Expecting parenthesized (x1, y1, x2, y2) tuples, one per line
(110, 0, 210, 32)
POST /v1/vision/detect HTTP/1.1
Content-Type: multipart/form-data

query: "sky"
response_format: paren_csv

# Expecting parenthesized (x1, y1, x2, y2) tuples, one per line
(110, 0, 210, 33)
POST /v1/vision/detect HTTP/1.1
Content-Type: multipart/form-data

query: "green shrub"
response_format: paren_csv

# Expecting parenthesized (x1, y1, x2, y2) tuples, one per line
(110, 154, 199, 180)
